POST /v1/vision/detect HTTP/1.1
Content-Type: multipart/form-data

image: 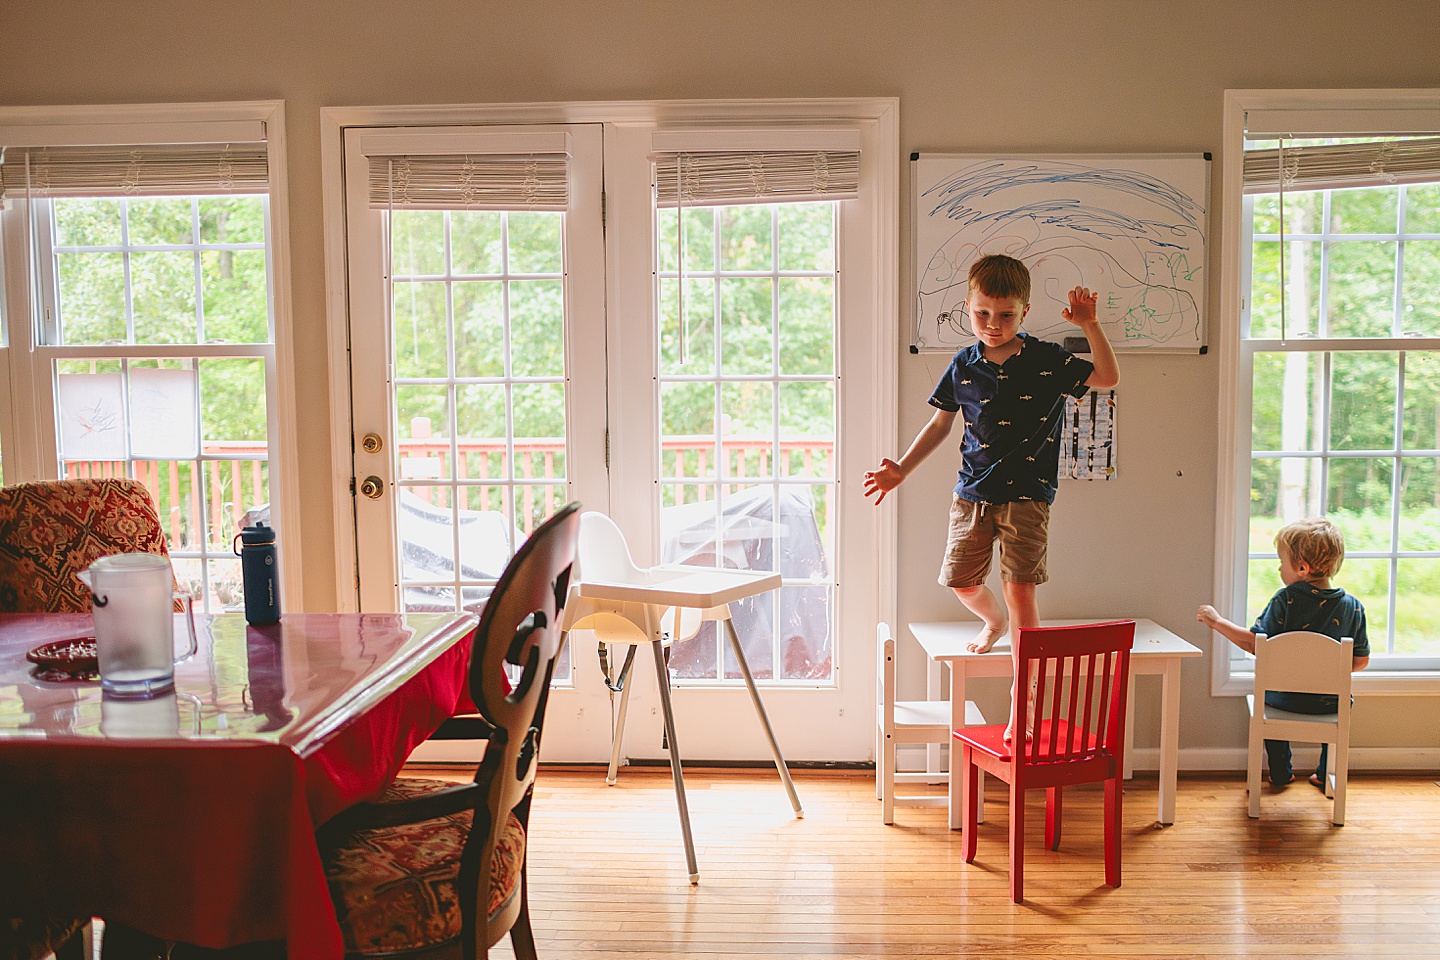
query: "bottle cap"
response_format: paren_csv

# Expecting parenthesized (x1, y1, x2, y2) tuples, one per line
(239, 522, 275, 545)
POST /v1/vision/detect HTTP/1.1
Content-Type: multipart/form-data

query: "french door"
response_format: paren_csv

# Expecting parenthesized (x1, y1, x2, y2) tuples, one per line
(339, 116, 884, 762)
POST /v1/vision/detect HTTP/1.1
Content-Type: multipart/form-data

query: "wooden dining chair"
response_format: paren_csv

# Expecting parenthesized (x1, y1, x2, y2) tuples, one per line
(0, 478, 173, 613)
(319, 502, 580, 960)
(954, 619, 1135, 903)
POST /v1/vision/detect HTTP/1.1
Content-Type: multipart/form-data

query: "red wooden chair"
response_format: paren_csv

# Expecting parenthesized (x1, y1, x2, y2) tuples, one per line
(954, 619, 1135, 903)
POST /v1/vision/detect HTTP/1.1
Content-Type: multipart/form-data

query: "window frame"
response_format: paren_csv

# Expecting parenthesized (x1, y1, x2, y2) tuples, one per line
(1214, 88, 1440, 696)
(0, 101, 304, 609)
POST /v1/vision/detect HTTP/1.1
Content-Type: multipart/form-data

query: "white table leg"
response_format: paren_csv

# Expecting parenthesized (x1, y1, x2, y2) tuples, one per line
(1124, 675, 1136, 780)
(949, 667, 968, 830)
(1158, 657, 1181, 825)
(927, 658, 944, 779)
(723, 617, 804, 818)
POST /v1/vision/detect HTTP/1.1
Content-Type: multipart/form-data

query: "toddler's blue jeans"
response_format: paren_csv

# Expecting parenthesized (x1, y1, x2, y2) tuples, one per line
(1262, 690, 1341, 785)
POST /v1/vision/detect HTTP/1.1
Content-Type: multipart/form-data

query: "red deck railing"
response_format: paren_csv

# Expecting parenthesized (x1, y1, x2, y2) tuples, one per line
(64, 435, 834, 540)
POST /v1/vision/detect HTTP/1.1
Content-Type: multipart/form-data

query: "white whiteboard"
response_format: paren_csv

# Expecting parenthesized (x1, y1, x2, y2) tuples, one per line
(912, 153, 1209, 353)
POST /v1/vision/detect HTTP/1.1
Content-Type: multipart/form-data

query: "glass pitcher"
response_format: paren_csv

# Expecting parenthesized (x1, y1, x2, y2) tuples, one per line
(76, 553, 198, 700)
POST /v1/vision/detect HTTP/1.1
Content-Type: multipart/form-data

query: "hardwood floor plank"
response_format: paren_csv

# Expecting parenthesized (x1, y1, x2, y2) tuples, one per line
(403, 766, 1440, 959)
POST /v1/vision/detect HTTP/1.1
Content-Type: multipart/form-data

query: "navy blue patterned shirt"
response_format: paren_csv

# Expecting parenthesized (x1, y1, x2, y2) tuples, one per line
(928, 333, 1093, 504)
(1251, 582, 1370, 658)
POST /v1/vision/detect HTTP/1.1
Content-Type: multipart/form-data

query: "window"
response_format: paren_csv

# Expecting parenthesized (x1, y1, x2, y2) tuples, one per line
(653, 146, 857, 682)
(1215, 91, 1440, 693)
(0, 103, 297, 612)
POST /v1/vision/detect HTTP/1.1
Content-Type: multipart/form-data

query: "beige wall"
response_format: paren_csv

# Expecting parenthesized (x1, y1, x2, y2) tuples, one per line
(5, 0, 1438, 763)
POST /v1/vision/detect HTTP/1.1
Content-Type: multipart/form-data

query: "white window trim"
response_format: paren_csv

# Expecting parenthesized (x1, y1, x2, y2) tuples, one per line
(319, 99, 900, 631)
(1213, 88, 1440, 697)
(0, 100, 304, 610)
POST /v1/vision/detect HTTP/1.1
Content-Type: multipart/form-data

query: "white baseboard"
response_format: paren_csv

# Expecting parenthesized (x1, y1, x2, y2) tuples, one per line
(1135, 746, 1440, 773)
(897, 743, 1440, 774)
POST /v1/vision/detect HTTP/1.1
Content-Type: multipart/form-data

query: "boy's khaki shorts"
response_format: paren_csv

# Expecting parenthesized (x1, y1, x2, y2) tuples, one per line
(938, 495, 1050, 589)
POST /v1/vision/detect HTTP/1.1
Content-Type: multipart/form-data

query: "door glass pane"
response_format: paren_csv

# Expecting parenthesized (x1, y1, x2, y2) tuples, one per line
(657, 202, 839, 682)
(391, 209, 567, 615)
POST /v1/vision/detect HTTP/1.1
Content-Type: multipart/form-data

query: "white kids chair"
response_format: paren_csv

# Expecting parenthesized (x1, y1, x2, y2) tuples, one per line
(876, 621, 987, 824)
(561, 510, 803, 883)
(1247, 631, 1354, 825)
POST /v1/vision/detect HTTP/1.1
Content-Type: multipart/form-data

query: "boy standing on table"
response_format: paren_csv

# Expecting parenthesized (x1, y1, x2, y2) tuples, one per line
(864, 254, 1119, 737)
(1198, 518, 1369, 787)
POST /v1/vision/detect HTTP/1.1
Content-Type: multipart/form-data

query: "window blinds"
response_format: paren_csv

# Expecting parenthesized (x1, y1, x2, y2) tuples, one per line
(365, 153, 569, 210)
(1243, 135, 1440, 194)
(653, 150, 860, 207)
(0, 143, 269, 198)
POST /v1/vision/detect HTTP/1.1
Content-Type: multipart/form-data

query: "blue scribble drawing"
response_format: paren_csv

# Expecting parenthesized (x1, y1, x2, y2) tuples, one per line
(914, 156, 1208, 351)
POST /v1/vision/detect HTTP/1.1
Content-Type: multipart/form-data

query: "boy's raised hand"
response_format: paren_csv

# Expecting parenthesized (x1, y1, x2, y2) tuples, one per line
(863, 457, 905, 504)
(1062, 286, 1099, 326)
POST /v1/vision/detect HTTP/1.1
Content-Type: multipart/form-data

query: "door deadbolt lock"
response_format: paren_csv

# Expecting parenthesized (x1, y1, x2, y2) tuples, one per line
(359, 476, 385, 499)
(361, 433, 383, 454)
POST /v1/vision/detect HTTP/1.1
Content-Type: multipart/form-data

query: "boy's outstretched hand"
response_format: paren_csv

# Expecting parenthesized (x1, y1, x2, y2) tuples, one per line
(863, 458, 904, 505)
(1061, 286, 1099, 326)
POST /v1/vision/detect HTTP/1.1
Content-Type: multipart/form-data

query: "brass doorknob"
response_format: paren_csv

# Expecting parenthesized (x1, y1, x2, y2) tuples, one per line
(361, 433, 383, 454)
(359, 476, 385, 499)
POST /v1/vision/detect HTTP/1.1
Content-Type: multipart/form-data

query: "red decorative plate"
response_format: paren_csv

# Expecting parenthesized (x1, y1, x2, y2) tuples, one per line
(27, 637, 100, 681)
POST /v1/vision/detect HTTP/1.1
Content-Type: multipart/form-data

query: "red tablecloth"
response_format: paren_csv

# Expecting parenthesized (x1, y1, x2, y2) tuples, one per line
(0, 625, 472, 957)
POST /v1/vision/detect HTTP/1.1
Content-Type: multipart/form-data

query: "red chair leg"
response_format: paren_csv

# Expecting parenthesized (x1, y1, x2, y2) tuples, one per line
(1045, 786, 1063, 850)
(961, 744, 979, 863)
(1009, 778, 1025, 903)
(1104, 775, 1122, 888)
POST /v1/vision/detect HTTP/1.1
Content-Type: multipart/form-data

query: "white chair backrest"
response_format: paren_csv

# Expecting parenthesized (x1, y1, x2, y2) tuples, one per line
(1254, 631, 1354, 699)
(877, 622, 896, 731)
(578, 511, 646, 585)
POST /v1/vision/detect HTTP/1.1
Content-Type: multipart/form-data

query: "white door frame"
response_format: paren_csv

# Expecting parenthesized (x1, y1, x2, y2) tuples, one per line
(320, 99, 898, 762)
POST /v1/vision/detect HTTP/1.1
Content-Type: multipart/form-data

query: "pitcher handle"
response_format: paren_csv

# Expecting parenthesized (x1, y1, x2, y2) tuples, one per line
(173, 591, 199, 663)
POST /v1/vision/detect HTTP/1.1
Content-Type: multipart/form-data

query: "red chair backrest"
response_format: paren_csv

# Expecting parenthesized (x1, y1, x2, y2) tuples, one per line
(1014, 620, 1136, 767)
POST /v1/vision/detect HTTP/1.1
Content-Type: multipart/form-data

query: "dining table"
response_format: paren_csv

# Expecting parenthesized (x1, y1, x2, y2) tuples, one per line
(0, 609, 478, 959)
(908, 617, 1203, 829)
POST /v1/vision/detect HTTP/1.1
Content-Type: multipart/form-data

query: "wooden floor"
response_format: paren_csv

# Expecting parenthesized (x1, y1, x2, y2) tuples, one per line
(407, 765, 1440, 960)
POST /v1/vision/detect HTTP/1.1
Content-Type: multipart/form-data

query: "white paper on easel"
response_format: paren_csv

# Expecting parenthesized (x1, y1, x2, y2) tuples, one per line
(57, 373, 126, 460)
(129, 367, 199, 459)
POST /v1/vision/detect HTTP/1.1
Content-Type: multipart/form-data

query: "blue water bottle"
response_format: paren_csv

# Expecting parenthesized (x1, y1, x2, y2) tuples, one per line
(234, 522, 282, 625)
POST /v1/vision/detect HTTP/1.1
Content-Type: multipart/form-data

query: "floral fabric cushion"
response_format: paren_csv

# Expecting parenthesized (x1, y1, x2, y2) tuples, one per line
(0, 478, 171, 613)
(324, 777, 526, 956)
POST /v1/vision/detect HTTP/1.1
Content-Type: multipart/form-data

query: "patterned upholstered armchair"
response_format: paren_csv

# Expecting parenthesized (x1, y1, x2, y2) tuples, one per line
(319, 502, 580, 960)
(0, 478, 172, 614)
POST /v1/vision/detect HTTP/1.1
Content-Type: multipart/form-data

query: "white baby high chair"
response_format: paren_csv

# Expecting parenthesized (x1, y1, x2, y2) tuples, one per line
(561, 511, 803, 883)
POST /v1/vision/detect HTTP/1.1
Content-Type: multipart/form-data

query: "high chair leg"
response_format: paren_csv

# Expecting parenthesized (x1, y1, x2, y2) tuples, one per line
(605, 646, 637, 785)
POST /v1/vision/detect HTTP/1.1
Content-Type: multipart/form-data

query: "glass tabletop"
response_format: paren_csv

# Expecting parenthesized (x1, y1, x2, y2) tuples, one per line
(0, 611, 476, 756)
